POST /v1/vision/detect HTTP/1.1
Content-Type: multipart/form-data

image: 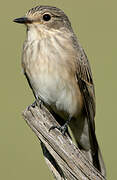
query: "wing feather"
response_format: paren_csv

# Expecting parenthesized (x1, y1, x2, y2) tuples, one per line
(76, 47, 96, 130)
(76, 47, 102, 170)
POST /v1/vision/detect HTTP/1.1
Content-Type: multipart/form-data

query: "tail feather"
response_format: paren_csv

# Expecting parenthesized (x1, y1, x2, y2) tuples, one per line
(87, 115, 106, 177)
(69, 116, 106, 177)
(98, 146, 106, 177)
(78, 131, 106, 177)
(76, 78, 106, 177)
(80, 147, 106, 177)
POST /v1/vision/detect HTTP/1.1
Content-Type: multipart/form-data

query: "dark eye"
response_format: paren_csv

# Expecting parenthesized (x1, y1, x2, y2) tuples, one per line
(43, 14, 51, 21)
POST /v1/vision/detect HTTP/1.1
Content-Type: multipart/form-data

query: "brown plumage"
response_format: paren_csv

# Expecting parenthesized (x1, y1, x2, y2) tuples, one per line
(14, 5, 106, 176)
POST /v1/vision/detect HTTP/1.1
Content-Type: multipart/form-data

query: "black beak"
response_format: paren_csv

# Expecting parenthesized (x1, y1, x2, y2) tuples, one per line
(13, 17, 32, 24)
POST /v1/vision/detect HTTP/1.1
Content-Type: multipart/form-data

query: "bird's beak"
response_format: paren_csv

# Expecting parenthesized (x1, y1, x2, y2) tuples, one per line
(13, 17, 33, 24)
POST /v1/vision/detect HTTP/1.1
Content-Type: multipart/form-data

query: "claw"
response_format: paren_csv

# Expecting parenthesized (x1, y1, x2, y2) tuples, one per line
(34, 95, 44, 109)
(27, 101, 37, 111)
(27, 98, 43, 111)
(32, 98, 44, 109)
(38, 99, 43, 109)
(49, 124, 68, 135)
(31, 101, 37, 108)
(49, 116, 72, 135)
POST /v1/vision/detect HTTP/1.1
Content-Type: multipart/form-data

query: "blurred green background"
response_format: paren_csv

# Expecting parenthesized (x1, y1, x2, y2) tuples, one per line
(0, 0, 116, 179)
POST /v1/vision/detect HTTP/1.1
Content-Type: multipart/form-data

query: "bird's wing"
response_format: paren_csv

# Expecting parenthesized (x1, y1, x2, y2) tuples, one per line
(76, 47, 103, 171)
(76, 48, 96, 130)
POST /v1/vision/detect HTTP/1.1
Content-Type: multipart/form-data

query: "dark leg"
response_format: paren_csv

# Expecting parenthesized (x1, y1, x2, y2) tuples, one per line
(49, 116, 72, 135)
(31, 100, 37, 108)
(35, 98, 44, 109)
(27, 100, 37, 110)
(32, 94, 44, 108)
(27, 96, 44, 110)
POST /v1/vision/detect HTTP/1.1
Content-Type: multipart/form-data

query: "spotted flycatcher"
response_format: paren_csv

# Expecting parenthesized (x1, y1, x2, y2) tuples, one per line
(14, 6, 106, 176)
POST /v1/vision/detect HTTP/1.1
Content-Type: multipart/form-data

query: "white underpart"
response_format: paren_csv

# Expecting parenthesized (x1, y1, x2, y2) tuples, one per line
(23, 24, 82, 116)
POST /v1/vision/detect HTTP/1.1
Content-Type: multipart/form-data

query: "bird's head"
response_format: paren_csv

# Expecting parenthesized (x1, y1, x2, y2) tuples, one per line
(13, 6, 72, 32)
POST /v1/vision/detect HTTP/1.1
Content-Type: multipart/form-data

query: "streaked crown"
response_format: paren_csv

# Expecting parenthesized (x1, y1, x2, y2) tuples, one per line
(14, 6, 72, 31)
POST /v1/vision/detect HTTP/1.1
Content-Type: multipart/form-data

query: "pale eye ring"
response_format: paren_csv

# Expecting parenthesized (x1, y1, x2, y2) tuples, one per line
(43, 14, 51, 21)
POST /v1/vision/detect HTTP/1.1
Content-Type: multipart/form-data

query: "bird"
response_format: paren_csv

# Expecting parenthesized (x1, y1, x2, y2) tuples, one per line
(13, 5, 106, 176)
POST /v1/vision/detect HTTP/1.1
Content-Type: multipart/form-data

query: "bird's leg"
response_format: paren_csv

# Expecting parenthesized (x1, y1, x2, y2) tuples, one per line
(49, 116, 72, 135)
(31, 101, 37, 108)
(31, 95, 44, 109)
(27, 100, 38, 110)
(36, 98, 44, 109)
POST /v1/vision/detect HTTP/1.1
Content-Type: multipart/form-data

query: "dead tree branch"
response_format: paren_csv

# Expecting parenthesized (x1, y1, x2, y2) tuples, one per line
(22, 104, 106, 180)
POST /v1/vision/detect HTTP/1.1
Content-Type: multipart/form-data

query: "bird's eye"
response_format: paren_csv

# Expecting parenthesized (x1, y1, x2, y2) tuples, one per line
(43, 14, 51, 21)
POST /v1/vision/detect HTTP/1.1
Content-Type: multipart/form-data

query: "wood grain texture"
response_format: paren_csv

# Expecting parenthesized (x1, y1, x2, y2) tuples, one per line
(22, 104, 106, 180)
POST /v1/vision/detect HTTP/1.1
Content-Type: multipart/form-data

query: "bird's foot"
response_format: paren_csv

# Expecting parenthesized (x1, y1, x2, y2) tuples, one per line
(49, 116, 72, 135)
(49, 123, 68, 136)
(35, 95, 44, 109)
(36, 98, 44, 109)
(27, 101, 37, 110)
(31, 100, 37, 108)
(27, 98, 44, 111)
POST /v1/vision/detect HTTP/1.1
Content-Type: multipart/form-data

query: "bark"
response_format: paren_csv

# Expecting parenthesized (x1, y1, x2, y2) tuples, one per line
(22, 104, 106, 180)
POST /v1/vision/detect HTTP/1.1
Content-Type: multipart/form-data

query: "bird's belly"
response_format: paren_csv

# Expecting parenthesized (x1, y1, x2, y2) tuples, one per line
(27, 64, 83, 117)
(23, 38, 83, 117)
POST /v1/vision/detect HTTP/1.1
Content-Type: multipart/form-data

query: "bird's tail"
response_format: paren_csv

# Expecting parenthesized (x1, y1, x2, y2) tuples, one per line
(70, 116, 106, 177)
(97, 146, 106, 177)
(80, 135, 106, 177)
